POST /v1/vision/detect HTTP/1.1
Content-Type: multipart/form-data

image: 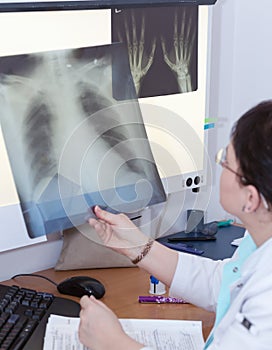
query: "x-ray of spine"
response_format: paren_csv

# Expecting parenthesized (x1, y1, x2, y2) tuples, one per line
(0, 44, 166, 238)
(112, 6, 198, 98)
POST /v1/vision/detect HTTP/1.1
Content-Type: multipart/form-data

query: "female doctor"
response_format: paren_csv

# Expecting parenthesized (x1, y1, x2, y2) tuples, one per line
(79, 100, 272, 350)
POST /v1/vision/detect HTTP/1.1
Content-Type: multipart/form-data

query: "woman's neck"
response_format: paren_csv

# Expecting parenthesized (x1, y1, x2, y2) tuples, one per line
(243, 213, 272, 247)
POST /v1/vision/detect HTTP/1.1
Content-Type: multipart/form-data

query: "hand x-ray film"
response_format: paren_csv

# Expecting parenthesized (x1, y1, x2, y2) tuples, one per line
(112, 6, 198, 98)
(0, 44, 166, 238)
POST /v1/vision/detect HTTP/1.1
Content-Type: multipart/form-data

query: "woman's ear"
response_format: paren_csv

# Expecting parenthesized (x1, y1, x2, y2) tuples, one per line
(243, 185, 260, 213)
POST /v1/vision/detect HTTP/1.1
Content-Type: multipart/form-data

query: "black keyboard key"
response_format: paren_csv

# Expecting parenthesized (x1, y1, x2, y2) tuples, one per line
(0, 300, 9, 313)
(30, 301, 39, 308)
(5, 302, 18, 314)
(39, 299, 52, 309)
(0, 314, 9, 325)
(7, 315, 19, 325)
(24, 309, 33, 317)
(32, 309, 45, 321)
(12, 296, 22, 304)
(21, 300, 30, 307)
(19, 288, 36, 295)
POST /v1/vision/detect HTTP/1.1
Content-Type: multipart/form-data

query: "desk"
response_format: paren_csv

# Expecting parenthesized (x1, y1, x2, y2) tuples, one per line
(157, 224, 245, 260)
(2, 267, 215, 341)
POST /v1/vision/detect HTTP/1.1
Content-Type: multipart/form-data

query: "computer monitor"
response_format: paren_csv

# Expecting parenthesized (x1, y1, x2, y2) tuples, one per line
(0, 1, 211, 251)
(0, 0, 217, 11)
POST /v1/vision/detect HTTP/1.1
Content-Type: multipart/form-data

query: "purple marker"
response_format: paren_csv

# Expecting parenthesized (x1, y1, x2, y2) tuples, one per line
(138, 296, 187, 304)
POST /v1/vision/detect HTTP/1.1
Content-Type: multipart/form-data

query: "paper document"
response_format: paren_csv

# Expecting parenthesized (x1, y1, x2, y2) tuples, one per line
(43, 314, 204, 350)
(120, 318, 204, 350)
(43, 315, 87, 350)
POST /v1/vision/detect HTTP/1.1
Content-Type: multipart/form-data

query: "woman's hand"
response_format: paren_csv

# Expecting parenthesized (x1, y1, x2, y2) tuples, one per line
(88, 206, 149, 260)
(79, 295, 143, 350)
(89, 206, 179, 287)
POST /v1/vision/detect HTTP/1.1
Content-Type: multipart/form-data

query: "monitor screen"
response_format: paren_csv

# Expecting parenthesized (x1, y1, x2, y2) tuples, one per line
(0, 2, 210, 251)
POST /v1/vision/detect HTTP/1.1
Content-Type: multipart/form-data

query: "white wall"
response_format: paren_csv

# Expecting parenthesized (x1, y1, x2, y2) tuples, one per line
(207, 0, 272, 222)
(0, 238, 63, 281)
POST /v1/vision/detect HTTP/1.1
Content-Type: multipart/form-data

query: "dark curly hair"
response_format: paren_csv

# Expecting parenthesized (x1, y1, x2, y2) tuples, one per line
(231, 100, 272, 208)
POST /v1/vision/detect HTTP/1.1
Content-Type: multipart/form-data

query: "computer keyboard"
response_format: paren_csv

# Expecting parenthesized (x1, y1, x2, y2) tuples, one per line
(0, 284, 80, 350)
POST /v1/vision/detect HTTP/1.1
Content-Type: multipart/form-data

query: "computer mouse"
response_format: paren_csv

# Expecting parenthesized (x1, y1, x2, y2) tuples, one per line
(57, 276, 105, 299)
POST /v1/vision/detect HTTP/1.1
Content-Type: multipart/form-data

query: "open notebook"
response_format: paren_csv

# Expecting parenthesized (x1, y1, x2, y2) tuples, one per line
(43, 315, 204, 350)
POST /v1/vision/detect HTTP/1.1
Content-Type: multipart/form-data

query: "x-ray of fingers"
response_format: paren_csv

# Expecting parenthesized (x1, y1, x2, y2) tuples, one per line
(112, 6, 198, 98)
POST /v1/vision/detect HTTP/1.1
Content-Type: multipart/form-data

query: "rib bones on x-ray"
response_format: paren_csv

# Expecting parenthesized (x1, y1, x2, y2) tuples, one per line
(0, 48, 151, 207)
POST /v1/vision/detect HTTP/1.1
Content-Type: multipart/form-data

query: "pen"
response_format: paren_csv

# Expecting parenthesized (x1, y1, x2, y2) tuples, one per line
(138, 296, 187, 304)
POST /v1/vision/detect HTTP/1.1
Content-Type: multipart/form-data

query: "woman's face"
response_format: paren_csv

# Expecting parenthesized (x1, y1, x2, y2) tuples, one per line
(219, 142, 245, 216)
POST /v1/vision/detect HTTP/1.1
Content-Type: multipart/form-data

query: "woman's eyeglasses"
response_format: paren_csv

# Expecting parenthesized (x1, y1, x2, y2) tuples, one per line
(215, 147, 269, 211)
(215, 147, 247, 183)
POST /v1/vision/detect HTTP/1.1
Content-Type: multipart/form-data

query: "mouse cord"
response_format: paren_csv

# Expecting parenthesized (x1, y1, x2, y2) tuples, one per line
(11, 273, 58, 287)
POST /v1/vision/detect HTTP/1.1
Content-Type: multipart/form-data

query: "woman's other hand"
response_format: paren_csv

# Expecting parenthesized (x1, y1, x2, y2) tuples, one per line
(79, 295, 143, 350)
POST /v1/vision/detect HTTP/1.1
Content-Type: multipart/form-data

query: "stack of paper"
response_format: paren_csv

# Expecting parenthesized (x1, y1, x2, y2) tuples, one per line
(43, 315, 86, 350)
(43, 314, 204, 350)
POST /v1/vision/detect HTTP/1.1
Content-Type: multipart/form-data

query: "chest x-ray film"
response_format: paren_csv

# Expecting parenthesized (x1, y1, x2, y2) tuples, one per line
(0, 43, 166, 238)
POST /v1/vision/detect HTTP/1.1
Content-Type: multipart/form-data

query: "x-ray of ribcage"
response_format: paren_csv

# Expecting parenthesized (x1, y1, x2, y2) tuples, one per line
(0, 44, 166, 238)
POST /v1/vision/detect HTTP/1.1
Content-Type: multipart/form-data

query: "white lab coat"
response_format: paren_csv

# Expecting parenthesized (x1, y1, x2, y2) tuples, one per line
(141, 234, 272, 349)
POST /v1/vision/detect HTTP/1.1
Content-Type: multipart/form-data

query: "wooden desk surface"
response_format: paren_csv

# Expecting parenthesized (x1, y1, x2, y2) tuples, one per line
(2, 267, 215, 341)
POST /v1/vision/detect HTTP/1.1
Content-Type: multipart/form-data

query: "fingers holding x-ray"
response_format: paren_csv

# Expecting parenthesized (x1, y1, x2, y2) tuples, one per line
(161, 8, 197, 93)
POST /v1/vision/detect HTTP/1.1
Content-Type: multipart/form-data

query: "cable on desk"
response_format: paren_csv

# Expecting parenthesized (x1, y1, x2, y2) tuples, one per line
(11, 273, 58, 286)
